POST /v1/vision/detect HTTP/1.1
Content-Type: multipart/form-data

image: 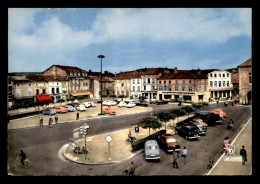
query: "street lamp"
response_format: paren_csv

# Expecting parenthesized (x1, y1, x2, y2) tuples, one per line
(98, 55, 105, 115)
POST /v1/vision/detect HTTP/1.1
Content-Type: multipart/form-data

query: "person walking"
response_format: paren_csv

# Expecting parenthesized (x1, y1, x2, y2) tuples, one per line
(55, 115, 58, 124)
(76, 112, 79, 120)
(181, 146, 188, 165)
(240, 145, 247, 165)
(128, 161, 136, 175)
(223, 137, 230, 154)
(39, 117, 43, 127)
(19, 150, 26, 167)
(49, 117, 53, 128)
(172, 149, 179, 169)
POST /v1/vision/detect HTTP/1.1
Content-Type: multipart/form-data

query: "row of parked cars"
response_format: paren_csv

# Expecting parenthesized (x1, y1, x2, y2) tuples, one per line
(144, 108, 226, 161)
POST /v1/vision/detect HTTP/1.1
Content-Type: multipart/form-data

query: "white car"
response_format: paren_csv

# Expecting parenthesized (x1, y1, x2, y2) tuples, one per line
(88, 102, 96, 107)
(103, 101, 117, 106)
(118, 101, 127, 107)
(126, 102, 136, 108)
(76, 104, 86, 111)
(81, 102, 91, 108)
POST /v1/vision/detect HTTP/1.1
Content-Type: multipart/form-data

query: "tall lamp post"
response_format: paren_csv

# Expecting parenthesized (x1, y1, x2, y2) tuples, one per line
(98, 55, 105, 115)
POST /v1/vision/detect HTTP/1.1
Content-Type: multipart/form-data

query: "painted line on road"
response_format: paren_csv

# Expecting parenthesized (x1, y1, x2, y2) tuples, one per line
(206, 117, 252, 175)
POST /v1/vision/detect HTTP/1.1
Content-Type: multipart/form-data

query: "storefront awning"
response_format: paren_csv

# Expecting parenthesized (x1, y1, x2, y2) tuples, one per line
(36, 95, 52, 102)
(70, 92, 92, 97)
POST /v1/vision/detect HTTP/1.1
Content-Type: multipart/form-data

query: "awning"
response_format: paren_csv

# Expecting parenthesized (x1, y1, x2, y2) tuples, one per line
(70, 92, 92, 97)
(36, 95, 52, 102)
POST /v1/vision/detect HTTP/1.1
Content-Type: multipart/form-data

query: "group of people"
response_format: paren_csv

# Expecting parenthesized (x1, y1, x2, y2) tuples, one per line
(39, 115, 59, 127)
(172, 146, 188, 169)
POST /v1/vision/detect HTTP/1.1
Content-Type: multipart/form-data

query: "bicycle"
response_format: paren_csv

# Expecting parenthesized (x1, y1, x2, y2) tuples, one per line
(125, 136, 137, 143)
(15, 156, 31, 168)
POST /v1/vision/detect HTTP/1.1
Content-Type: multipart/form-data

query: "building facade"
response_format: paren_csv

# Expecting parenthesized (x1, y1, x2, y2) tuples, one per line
(238, 59, 252, 105)
(208, 70, 233, 101)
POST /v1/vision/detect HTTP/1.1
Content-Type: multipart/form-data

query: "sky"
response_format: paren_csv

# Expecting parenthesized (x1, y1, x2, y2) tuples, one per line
(8, 8, 252, 74)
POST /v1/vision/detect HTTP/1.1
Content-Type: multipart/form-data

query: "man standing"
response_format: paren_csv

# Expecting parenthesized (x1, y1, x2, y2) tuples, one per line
(19, 150, 26, 167)
(181, 146, 188, 165)
(55, 115, 58, 124)
(39, 117, 43, 127)
(128, 161, 136, 175)
(240, 145, 247, 165)
(172, 149, 179, 169)
(76, 112, 79, 120)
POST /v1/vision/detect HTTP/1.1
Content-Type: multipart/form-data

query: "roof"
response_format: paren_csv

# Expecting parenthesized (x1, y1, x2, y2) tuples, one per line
(231, 73, 239, 84)
(54, 65, 87, 73)
(114, 71, 143, 80)
(158, 69, 217, 80)
(88, 75, 112, 82)
(238, 59, 252, 67)
(26, 75, 67, 82)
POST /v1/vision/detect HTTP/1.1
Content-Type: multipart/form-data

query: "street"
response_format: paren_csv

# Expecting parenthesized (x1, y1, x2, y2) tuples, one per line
(7, 103, 252, 176)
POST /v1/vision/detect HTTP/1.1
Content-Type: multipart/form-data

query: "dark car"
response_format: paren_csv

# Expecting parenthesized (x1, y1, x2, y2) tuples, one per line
(195, 111, 223, 126)
(185, 122, 207, 135)
(157, 134, 181, 153)
(175, 124, 200, 140)
(136, 102, 149, 107)
(156, 101, 169, 105)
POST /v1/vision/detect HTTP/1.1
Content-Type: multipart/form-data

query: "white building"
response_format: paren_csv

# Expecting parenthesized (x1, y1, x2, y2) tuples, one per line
(48, 81, 64, 102)
(131, 76, 142, 100)
(208, 70, 233, 100)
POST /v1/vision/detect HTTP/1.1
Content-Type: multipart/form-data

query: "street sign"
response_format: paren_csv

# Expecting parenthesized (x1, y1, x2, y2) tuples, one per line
(105, 135, 113, 143)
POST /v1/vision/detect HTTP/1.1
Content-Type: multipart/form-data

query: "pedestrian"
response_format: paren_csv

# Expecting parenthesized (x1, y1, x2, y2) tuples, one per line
(217, 100, 219, 106)
(49, 117, 53, 127)
(19, 150, 26, 167)
(76, 112, 79, 120)
(240, 145, 247, 165)
(231, 101, 234, 106)
(223, 137, 230, 154)
(39, 117, 43, 127)
(55, 115, 58, 124)
(172, 149, 179, 169)
(181, 146, 188, 165)
(128, 161, 136, 175)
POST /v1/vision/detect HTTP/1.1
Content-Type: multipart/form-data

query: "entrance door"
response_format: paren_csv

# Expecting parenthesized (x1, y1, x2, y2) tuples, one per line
(247, 91, 252, 105)
(159, 94, 162, 101)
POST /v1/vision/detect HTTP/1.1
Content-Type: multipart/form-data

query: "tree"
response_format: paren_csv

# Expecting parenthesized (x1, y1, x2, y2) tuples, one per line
(170, 109, 185, 123)
(138, 117, 163, 136)
(181, 106, 194, 118)
(139, 96, 146, 102)
(156, 112, 175, 131)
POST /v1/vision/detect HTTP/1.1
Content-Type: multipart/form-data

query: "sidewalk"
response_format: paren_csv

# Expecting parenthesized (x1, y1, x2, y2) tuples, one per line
(207, 117, 252, 175)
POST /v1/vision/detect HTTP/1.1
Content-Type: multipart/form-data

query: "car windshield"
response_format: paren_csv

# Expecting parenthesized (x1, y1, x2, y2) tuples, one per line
(166, 138, 176, 143)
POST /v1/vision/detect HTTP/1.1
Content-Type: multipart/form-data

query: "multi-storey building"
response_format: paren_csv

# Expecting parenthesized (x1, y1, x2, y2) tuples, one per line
(88, 76, 115, 99)
(208, 70, 233, 101)
(114, 72, 134, 98)
(130, 72, 142, 99)
(238, 59, 252, 105)
(42, 65, 91, 99)
(157, 68, 215, 103)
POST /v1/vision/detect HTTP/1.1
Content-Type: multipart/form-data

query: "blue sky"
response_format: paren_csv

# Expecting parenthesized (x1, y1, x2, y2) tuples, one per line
(8, 8, 252, 74)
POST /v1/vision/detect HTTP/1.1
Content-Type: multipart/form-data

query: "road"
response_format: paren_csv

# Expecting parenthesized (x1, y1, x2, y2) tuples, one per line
(7, 103, 252, 176)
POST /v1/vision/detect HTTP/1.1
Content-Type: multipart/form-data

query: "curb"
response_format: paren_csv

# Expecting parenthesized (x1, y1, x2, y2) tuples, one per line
(61, 143, 143, 165)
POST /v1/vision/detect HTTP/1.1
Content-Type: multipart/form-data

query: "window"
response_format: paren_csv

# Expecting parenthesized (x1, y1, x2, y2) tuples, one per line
(42, 89, 46, 94)
(210, 74, 213, 78)
(219, 74, 221, 78)
(198, 86, 201, 92)
(227, 74, 229, 77)
(189, 85, 192, 91)
(137, 79, 140, 84)
(148, 78, 150, 83)
(152, 85, 155, 91)
(223, 74, 225, 78)
(27, 88, 32, 96)
(182, 85, 186, 91)
(227, 81, 230, 87)
(133, 86, 135, 91)
(143, 79, 146, 83)
(223, 81, 225, 87)
(214, 81, 217, 87)
(183, 80, 185, 84)
(169, 80, 171, 84)
(214, 74, 217, 78)
(117, 91, 120, 96)
(121, 83, 124, 87)
(176, 80, 178, 84)
(144, 85, 146, 90)
(249, 72, 252, 83)
(210, 81, 213, 87)
(219, 81, 221, 87)
(175, 85, 178, 91)
(52, 88, 55, 94)
(36, 89, 39, 95)
(132, 79, 135, 84)
(121, 91, 124, 96)
(164, 80, 166, 84)
(159, 80, 161, 84)
(152, 78, 155, 83)
(126, 90, 129, 97)
(159, 86, 163, 91)
(204, 86, 207, 91)
(16, 89, 21, 97)
(56, 87, 60, 94)
(189, 80, 192, 84)
(137, 86, 140, 92)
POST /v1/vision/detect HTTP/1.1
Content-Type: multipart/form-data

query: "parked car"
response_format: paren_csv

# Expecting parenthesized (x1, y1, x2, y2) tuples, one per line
(187, 122, 207, 135)
(175, 124, 200, 140)
(136, 102, 148, 107)
(64, 105, 76, 112)
(88, 102, 96, 107)
(103, 101, 117, 106)
(156, 101, 169, 105)
(118, 101, 127, 107)
(54, 106, 68, 113)
(81, 102, 91, 108)
(126, 102, 136, 108)
(144, 140, 160, 161)
(67, 103, 80, 107)
(42, 108, 56, 115)
(211, 108, 226, 118)
(195, 111, 223, 126)
(103, 107, 116, 115)
(75, 104, 86, 111)
(157, 134, 181, 153)
(193, 118, 208, 129)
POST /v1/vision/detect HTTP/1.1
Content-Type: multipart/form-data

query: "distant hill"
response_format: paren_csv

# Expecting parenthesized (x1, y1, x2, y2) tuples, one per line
(8, 72, 40, 76)
(225, 68, 238, 74)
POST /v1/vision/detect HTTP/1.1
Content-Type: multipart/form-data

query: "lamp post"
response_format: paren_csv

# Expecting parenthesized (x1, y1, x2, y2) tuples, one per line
(98, 55, 105, 115)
